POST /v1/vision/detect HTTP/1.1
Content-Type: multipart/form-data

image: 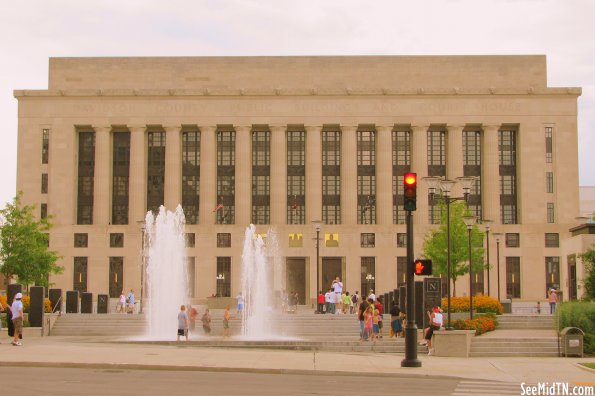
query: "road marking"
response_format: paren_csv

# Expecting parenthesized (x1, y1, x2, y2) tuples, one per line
(452, 380, 528, 395)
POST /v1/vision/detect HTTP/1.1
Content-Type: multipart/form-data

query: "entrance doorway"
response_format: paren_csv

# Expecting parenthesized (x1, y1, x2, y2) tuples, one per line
(286, 258, 306, 304)
(322, 257, 343, 293)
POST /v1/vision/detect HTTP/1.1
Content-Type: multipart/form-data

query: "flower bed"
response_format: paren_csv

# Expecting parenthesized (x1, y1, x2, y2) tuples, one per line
(441, 296, 503, 315)
(451, 313, 498, 335)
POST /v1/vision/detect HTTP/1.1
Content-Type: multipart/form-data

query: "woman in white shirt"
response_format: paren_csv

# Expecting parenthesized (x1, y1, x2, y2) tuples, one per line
(423, 306, 443, 355)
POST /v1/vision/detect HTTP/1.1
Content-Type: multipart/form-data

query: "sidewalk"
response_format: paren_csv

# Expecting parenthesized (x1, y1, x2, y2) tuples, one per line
(0, 336, 592, 385)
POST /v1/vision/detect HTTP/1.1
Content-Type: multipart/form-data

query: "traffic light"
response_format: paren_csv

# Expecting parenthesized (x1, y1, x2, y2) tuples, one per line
(403, 172, 417, 211)
(413, 259, 432, 276)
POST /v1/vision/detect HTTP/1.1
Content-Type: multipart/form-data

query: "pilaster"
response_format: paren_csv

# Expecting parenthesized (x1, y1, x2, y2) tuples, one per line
(483, 124, 501, 224)
(305, 125, 322, 223)
(164, 125, 182, 210)
(447, 124, 465, 197)
(376, 125, 393, 225)
(129, 125, 147, 223)
(199, 126, 216, 225)
(92, 125, 111, 225)
(270, 125, 286, 224)
(341, 125, 358, 225)
(235, 125, 251, 225)
(410, 124, 429, 226)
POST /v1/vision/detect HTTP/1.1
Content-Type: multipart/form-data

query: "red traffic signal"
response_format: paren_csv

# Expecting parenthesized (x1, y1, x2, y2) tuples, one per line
(403, 172, 417, 211)
(414, 259, 432, 276)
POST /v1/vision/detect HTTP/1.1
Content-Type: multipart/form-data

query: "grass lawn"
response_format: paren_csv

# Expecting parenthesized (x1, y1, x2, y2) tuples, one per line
(581, 363, 595, 369)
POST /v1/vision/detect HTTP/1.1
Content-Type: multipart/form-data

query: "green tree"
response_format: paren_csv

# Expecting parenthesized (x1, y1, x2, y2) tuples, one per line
(579, 244, 595, 300)
(422, 200, 485, 296)
(0, 192, 62, 289)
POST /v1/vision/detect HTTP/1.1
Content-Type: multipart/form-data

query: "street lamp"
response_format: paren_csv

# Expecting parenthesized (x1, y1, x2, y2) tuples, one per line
(365, 274, 375, 296)
(492, 233, 503, 302)
(462, 215, 476, 319)
(312, 220, 322, 312)
(423, 176, 476, 329)
(482, 220, 493, 297)
(216, 273, 225, 297)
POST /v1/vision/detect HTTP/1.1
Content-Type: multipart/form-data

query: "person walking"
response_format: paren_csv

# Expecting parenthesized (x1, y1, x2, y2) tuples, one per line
(11, 293, 24, 346)
(236, 292, 244, 315)
(127, 289, 136, 314)
(177, 305, 189, 342)
(201, 309, 212, 334)
(548, 289, 558, 314)
(351, 291, 360, 315)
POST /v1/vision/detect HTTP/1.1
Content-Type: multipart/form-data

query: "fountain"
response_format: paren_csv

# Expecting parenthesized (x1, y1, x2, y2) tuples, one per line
(143, 205, 188, 340)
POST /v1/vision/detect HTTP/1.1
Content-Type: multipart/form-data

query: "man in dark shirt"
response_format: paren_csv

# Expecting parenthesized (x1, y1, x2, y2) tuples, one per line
(389, 301, 402, 338)
(358, 298, 370, 341)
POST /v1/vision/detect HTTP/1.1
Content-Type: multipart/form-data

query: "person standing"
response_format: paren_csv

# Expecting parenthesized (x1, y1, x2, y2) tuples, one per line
(223, 306, 232, 337)
(11, 293, 24, 346)
(548, 289, 558, 314)
(118, 291, 126, 313)
(324, 288, 334, 314)
(343, 292, 351, 315)
(201, 309, 212, 334)
(368, 289, 376, 302)
(236, 292, 245, 315)
(317, 291, 325, 314)
(374, 297, 384, 338)
(351, 291, 360, 315)
(188, 305, 198, 332)
(358, 297, 370, 341)
(127, 289, 135, 314)
(332, 277, 343, 314)
(177, 305, 189, 342)
(389, 301, 402, 338)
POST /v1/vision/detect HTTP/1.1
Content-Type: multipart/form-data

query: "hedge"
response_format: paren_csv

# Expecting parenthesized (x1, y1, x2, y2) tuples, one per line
(441, 296, 503, 315)
(556, 301, 595, 355)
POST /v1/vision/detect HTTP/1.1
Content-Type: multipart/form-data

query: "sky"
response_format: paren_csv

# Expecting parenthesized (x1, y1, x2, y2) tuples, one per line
(0, 0, 593, 209)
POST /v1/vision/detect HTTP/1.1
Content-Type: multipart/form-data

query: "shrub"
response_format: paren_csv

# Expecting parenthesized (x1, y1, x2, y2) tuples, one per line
(556, 301, 595, 355)
(441, 296, 503, 314)
(451, 313, 497, 335)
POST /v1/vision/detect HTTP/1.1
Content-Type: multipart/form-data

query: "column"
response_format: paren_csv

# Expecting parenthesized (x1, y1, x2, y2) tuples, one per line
(410, 124, 429, 226)
(483, 124, 500, 224)
(92, 125, 111, 225)
(376, 125, 393, 226)
(447, 124, 465, 196)
(235, 125, 251, 225)
(341, 125, 358, 225)
(270, 125, 286, 224)
(129, 125, 146, 223)
(199, 126, 216, 225)
(305, 125, 322, 222)
(164, 125, 182, 210)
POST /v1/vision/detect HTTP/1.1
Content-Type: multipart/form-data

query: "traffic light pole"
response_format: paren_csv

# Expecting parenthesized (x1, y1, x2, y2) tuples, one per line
(401, 209, 421, 367)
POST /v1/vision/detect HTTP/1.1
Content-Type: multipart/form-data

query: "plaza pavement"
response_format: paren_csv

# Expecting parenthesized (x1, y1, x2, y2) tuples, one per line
(0, 332, 593, 386)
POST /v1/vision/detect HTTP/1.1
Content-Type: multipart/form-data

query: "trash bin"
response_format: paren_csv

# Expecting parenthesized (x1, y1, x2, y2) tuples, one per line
(560, 327, 584, 357)
(500, 299, 512, 314)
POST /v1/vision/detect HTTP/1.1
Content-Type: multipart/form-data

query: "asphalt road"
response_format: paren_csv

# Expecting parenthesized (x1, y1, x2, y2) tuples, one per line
(0, 367, 463, 396)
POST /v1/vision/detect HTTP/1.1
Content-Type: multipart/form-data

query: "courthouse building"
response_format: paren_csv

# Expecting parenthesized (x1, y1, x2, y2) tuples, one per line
(13, 55, 590, 304)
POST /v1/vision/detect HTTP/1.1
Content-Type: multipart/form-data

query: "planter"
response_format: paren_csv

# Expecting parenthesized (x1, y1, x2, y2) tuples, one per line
(433, 329, 476, 357)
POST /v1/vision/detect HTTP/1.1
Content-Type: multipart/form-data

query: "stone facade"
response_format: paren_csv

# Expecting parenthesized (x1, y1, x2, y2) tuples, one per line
(13, 55, 585, 303)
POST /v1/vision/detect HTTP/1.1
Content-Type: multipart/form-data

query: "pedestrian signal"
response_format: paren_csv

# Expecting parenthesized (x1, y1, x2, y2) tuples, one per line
(414, 259, 432, 276)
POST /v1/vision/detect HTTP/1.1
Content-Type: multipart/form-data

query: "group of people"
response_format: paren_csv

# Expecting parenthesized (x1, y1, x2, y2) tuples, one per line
(0, 292, 25, 346)
(357, 294, 404, 342)
(318, 277, 371, 315)
(176, 304, 228, 341)
(117, 289, 136, 314)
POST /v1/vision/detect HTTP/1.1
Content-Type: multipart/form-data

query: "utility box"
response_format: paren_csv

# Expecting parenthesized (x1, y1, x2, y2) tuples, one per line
(560, 327, 584, 357)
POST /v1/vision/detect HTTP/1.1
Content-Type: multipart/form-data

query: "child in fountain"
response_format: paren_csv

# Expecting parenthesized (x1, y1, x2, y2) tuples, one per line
(223, 306, 232, 337)
(202, 309, 212, 334)
(177, 305, 189, 342)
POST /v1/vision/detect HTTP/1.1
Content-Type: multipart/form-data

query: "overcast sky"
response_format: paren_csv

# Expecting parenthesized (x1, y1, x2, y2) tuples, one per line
(0, 0, 593, 209)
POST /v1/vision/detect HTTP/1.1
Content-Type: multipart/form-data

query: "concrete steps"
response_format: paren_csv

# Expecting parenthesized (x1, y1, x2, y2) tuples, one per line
(496, 315, 555, 330)
(470, 337, 559, 357)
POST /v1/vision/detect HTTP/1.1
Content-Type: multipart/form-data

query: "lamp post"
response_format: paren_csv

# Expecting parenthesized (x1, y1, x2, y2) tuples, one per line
(482, 220, 493, 297)
(365, 274, 375, 295)
(423, 176, 476, 329)
(462, 215, 476, 319)
(492, 233, 503, 302)
(312, 220, 321, 312)
(137, 220, 146, 314)
(216, 273, 225, 297)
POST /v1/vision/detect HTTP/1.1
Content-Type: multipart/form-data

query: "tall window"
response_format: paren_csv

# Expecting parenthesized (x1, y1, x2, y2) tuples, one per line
(506, 257, 521, 298)
(216, 127, 235, 224)
(397, 256, 407, 288)
(287, 127, 305, 224)
(545, 257, 560, 294)
(545, 127, 553, 163)
(360, 233, 375, 248)
(546, 172, 554, 193)
(41, 173, 48, 194)
(252, 127, 270, 224)
(147, 129, 166, 214)
(392, 128, 410, 224)
(73, 257, 88, 293)
(216, 257, 231, 297)
(547, 203, 555, 224)
(427, 129, 446, 224)
(322, 127, 341, 224)
(109, 257, 124, 298)
(77, 130, 95, 224)
(463, 130, 482, 219)
(182, 129, 201, 224)
(357, 127, 376, 224)
(41, 203, 47, 219)
(360, 257, 375, 297)
(42, 129, 49, 164)
(499, 129, 517, 224)
(112, 131, 130, 225)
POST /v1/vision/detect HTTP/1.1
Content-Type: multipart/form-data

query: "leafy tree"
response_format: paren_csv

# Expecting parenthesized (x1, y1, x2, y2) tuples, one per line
(422, 200, 485, 296)
(0, 192, 62, 289)
(579, 244, 595, 300)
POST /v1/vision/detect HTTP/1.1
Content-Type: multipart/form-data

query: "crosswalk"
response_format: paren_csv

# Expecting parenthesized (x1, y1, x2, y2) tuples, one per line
(452, 380, 525, 395)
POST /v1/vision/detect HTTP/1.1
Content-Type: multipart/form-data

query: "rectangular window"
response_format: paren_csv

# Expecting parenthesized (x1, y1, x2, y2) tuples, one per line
(506, 257, 521, 299)
(216, 128, 235, 224)
(252, 128, 270, 224)
(427, 129, 446, 224)
(41, 173, 48, 194)
(109, 257, 124, 298)
(182, 129, 200, 224)
(463, 130, 482, 220)
(325, 233, 339, 247)
(185, 233, 196, 248)
(147, 130, 166, 214)
(545, 233, 559, 248)
(109, 233, 124, 248)
(217, 233, 231, 248)
(499, 129, 517, 224)
(357, 127, 377, 225)
(322, 127, 341, 225)
(546, 172, 554, 193)
(547, 203, 555, 223)
(505, 233, 520, 248)
(216, 257, 231, 297)
(73, 257, 88, 293)
(42, 129, 49, 164)
(397, 256, 407, 288)
(112, 131, 130, 225)
(186, 257, 195, 298)
(360, 257, 376, 298)
(392, 129, 411, 224)
(77, 130, 95, 224)
(360, 233, 375, 248)
(74, 233, 88, 248)
(397, 233, 407, 248)
(287, 128, 305, 224)
(41, 203, 48, 219)
(545, 257, 560, 294)
(545, 127, 553, 163)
